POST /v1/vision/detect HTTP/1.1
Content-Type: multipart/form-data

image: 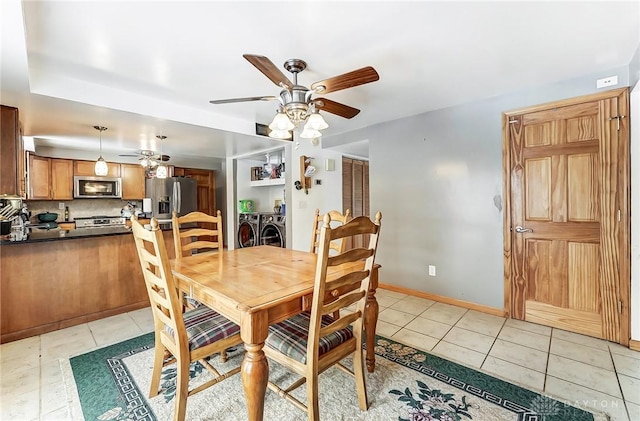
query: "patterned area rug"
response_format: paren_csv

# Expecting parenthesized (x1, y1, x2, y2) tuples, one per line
(63, 333, 608, 420)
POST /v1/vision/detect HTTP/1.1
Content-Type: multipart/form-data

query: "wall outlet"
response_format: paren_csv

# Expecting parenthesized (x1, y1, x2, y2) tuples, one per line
(58, 202, 65, 210)
(428, 265, 436, 277)
(596, 75, 618, 89)
(314, 179, 322, 185)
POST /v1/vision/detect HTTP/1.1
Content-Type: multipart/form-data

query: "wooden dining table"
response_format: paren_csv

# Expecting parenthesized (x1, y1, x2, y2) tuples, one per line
(170, 245, 380, 421)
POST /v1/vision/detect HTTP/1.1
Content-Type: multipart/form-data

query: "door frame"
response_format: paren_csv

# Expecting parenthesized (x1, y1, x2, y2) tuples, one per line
(501, 87, 631, 345)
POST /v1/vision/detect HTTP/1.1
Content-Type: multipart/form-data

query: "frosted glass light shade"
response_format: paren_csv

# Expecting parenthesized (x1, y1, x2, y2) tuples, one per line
(299, 128, 321, 139)
(268, 129, 292, 139)
(305, 113, 328, 130)
(156, 164, 168, 179)
(94, 157, 108, 176)
(269, 112, 295, 131)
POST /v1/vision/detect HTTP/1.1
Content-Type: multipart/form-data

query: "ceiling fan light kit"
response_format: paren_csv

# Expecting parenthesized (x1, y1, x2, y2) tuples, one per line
(210, 54, 379, 142)
(93, 125, 109, 176)
(155, 135, 168, 179)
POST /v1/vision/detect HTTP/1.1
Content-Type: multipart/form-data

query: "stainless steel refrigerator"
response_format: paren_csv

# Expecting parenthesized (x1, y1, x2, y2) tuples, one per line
(145, 176, 197, 220)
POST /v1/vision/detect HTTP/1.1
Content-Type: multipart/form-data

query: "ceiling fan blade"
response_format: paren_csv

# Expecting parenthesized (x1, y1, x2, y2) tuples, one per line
(313, 98, 360, 119)
(118, 154, 141, 157)
(209, 95, 277, 104)
(311, 66, 379, 94)
(243, 54, 294, 89)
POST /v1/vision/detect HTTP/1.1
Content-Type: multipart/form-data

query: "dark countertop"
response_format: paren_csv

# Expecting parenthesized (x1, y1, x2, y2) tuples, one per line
(1, 225, 134, 245)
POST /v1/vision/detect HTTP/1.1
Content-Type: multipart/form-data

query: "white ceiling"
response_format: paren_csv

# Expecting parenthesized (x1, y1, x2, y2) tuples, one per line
(1, 1, 638, 166)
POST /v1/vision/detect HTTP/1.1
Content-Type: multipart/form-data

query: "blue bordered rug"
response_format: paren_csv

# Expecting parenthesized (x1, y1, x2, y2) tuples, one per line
(64, 333, 607, 420)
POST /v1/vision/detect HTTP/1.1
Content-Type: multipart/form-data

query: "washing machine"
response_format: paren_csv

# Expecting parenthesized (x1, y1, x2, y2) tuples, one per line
(237, 213, 260, 248)
(260, 213, 286, 248)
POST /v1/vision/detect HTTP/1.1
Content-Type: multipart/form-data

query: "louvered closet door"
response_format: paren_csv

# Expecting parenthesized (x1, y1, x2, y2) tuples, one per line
(507, 89, 629, 343)
(342, 157, 370, 250)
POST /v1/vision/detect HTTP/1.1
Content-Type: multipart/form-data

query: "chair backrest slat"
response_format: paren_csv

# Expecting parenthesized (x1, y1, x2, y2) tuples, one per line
(306, 212, 382, 362)
(310, 209, 351, 254)
(172, 210, 224, 257)
(322, 290, 365, 316)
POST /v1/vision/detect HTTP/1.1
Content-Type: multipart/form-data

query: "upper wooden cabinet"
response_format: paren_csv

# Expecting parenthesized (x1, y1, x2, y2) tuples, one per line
(28, 155, 73, 200)
(51, 159, 74, 200)
(0, 106, 25, 197)
(121, 164, 146, 200)
(73, 160, 121, 177)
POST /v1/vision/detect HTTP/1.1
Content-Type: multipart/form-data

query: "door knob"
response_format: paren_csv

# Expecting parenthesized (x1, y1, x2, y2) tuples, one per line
(514, 226, 533, 233)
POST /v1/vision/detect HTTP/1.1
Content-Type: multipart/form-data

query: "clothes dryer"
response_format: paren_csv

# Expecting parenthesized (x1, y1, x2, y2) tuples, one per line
(237, 213, 260, 248)
(259, 213, 286, 248)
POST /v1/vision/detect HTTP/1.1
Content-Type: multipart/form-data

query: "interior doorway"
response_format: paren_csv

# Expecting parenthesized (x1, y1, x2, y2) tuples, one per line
(502, 88, 630, 345)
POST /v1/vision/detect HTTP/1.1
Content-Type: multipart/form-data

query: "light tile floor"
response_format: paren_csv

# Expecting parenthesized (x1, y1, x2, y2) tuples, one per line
(1, 289, 639, 420)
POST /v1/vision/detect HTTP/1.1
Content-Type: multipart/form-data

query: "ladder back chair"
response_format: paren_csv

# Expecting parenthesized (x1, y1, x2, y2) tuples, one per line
(172, 210, 224, 258)
(264, 211, 382, 420)
(131, 216, 243, 421)
(309, 208, 351, 254)
(172, 210, 224, 311)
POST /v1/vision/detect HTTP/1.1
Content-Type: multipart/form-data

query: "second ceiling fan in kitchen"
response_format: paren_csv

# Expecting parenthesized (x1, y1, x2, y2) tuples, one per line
(209, 54, 379, 139)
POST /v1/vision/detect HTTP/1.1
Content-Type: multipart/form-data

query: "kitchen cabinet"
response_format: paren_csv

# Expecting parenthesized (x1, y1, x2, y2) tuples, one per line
(28, 155, 73, 200)
(0, 105, 25, 197)
(28, 155, 51, 199)
(50, 158, 74, 200)
(74, 159, 121, 177)
(121, 163, 146, 199)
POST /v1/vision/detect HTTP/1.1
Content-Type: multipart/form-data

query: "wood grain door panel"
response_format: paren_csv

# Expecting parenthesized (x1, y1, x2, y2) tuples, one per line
(504, 88, 629, 344)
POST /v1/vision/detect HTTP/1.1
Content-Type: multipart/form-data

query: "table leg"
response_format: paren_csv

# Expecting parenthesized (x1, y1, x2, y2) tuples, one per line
(241, 311, 269, 421)
(364, 264, 380, 373)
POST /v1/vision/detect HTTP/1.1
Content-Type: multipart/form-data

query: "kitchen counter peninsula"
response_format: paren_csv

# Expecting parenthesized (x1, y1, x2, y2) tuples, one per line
(1, 225, 133, 244)
(0, 223, 175, 343)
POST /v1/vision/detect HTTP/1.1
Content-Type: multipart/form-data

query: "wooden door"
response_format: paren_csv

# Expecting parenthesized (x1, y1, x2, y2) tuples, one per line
(50, 158, 73, 200)
(342, 157, 370, 249)
(503, 88, 630, 344)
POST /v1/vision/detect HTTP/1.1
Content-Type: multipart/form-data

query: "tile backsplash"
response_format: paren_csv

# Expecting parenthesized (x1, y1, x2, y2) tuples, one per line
(27, 199, 141, 222)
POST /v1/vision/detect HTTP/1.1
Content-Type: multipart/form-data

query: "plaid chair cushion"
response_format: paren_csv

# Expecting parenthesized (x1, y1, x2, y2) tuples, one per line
(265, 312, 353, 364)
(184, 295, 204, 309)
(165, 306, 240, 351)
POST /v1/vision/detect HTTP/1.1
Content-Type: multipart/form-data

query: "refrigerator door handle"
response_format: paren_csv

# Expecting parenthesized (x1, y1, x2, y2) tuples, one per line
(174, 181, 182, 214)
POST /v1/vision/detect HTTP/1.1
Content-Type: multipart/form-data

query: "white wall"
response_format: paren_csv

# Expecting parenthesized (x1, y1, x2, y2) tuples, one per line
(325, 65, 631, 311)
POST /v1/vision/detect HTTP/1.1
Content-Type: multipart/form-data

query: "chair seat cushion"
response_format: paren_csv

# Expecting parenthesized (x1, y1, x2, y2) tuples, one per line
(166, 306, 240, 351)
(265, 312, 353, 364)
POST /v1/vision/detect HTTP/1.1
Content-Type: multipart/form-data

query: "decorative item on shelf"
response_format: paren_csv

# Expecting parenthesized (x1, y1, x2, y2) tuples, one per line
(299, 155, 314, 194)
(251, 166, 263, 181)
(93, 125, 109, 176)
(155, 135, 168, 179)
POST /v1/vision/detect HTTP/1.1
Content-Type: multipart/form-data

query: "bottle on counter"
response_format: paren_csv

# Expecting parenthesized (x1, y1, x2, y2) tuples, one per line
(64, 206, 69, 221)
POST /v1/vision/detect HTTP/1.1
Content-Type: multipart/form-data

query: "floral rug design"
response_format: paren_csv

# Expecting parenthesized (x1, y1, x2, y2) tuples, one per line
(64, 333, 607, 421)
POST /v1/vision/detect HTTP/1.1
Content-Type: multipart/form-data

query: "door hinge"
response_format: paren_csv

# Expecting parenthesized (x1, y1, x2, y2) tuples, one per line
(608, 115, 626, 130)
(618, 300, 623, 314)
(508, 117, 519, 124)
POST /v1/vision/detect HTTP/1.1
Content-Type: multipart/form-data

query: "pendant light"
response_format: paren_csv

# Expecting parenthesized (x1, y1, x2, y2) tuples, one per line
(155, 135, 168, 179)
(93, 125, 108, 176)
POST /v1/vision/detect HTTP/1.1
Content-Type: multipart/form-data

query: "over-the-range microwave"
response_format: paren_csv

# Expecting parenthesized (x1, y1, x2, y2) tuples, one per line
(74, 176, 122, 199)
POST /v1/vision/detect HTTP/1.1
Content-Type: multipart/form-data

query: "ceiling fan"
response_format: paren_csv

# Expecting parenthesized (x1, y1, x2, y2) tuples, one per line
(119, 150, 170, 167)
(209, 54, 379, 139)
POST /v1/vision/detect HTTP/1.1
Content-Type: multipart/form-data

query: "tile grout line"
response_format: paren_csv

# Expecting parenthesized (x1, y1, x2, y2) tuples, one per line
(479, 318, 507, 370)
